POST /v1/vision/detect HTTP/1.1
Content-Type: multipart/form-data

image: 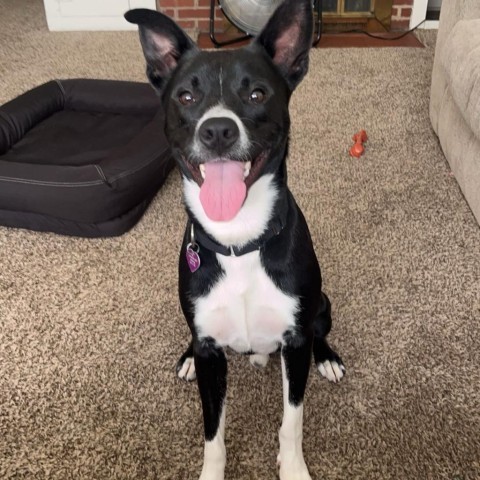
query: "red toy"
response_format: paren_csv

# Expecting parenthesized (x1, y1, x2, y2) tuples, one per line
(349, 130, 368, 158)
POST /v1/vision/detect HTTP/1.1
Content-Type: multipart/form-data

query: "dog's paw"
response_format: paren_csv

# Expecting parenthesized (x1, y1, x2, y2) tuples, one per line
(313, 339, 345, 383)
(249, 353, 269, 369)
(198, 467, 224, 480)
(198, 468, 224, 480)
(277, 453, 312, 480)
(279, 471, 312, 480)
(176, 356, 196, 382)
(317, 359, 345, 383)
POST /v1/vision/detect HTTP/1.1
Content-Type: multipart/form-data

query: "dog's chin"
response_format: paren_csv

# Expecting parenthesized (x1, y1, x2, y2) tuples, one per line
(183, 151, 269, 190)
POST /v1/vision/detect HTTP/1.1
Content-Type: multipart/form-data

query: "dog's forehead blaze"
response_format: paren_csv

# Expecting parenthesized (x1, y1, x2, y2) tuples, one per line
(173, 48, 281, 93)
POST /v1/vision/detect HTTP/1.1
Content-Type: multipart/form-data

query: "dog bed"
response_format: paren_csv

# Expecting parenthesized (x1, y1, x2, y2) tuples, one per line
(0, 79, 174, 237)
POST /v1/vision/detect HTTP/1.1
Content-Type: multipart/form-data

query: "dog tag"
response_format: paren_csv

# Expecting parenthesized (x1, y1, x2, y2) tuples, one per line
(186, 243, 201, 273)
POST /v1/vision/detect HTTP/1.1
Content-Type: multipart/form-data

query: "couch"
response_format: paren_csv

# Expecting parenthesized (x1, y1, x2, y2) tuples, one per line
(430, 0, 480, 225)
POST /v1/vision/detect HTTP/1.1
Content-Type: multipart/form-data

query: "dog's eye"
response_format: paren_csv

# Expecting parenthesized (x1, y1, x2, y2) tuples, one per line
(179, 91, 196, 106)
(249, 89, 266, 104)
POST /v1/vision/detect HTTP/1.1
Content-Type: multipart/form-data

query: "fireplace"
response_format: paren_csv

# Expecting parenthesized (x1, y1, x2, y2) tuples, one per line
(322, 0, 395, 32)
(156, 0, 412, 36)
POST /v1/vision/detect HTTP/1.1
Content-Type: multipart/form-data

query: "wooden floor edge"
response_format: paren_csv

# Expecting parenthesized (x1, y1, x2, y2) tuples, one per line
(197, 32, 424, 49)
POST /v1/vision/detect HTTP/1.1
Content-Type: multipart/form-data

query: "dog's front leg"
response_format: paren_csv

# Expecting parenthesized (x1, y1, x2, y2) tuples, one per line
(194, 337, 227, 480)
(278, 332, 313, 480)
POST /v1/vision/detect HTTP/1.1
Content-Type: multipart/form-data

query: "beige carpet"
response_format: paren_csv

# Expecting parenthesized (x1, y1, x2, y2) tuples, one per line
(1, 1, 479, 479)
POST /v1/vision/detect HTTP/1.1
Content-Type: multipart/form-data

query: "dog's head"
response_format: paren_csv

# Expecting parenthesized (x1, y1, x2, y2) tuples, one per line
(126, 0, 313, 223)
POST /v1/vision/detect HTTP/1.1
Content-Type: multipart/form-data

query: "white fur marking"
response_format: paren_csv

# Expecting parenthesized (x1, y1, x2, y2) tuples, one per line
(177, 356, 196, 381)
(183, 174, 278, 248)
(194, 250, 298, 355)
(278, 355, 311, 480)
(249, 353, 269, 368)
(219, 66, 223, 97)
(199, 403, 226, 480)
(318, 360, 345, 383)
(191, 104, 250, 159)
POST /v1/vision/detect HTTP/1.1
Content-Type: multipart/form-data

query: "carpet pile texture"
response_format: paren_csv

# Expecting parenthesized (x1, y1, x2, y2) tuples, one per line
(0, 1, 479, 479)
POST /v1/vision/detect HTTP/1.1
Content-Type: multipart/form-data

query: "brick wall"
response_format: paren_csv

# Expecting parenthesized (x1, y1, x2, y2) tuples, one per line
(157, 0, 414, 35)
(156, 0, 225, 34)
(391, 0, 413, 31)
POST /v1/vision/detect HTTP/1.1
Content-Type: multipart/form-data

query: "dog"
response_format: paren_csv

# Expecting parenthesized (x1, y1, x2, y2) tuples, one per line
(126, 1, 345, 478)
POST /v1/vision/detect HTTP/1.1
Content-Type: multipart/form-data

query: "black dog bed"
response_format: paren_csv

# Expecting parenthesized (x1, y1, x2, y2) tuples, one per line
(0, 79, 174, 237)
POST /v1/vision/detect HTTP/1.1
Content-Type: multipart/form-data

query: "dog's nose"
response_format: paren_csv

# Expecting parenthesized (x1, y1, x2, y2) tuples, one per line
(198, 117, 240, 153)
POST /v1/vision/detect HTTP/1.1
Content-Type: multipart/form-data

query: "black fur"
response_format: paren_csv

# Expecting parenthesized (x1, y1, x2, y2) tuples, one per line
(126, 0, 345, 475)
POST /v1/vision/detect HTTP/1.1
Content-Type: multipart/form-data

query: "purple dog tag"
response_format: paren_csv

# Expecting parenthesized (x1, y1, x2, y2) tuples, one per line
(186, 244, 201, 273)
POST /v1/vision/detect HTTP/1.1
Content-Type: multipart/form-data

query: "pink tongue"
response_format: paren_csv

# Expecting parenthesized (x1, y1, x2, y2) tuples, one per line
(199, 161, 247, 222)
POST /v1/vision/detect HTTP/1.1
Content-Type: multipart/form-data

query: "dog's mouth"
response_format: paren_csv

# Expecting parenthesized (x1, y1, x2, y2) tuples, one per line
(184, 151, 268, 222)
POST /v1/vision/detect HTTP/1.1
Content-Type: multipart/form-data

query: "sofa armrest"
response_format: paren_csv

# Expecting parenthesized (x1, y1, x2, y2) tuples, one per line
(430, 0, 480, 134)
(441, 19, 480, 139)
(436, 0, 480, 55)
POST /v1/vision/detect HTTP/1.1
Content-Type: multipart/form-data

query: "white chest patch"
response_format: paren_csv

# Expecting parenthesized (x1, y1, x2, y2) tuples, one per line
(194, 251, 299, 354)
(183, 173, 278, 248)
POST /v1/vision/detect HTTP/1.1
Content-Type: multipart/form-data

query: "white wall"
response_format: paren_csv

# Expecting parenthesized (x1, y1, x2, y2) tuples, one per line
(411, 0, 440, 29)
(43, 0, 156, 31)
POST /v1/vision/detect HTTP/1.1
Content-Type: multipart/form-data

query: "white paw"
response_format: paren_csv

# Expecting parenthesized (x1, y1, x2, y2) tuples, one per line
(249, 353, 269, 368)
(277, 453, 312, 480)
(177, 356, 196, 381)
(317, 359, 345, 383)
(198, 469, 224, 480)
(198, 468, 224, 480)
(199, 438, 226, 480)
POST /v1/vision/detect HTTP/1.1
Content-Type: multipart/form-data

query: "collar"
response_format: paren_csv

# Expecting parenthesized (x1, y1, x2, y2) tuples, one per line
(188, 195, 288, 257)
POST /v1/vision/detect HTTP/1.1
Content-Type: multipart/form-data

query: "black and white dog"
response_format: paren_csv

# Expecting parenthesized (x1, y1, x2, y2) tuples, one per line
(126, 1, 345, 478)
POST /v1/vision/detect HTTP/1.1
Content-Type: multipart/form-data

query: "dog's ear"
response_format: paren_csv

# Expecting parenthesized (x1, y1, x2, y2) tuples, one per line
(254, 0, 313, 91)
(125, 9, 198, 91)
